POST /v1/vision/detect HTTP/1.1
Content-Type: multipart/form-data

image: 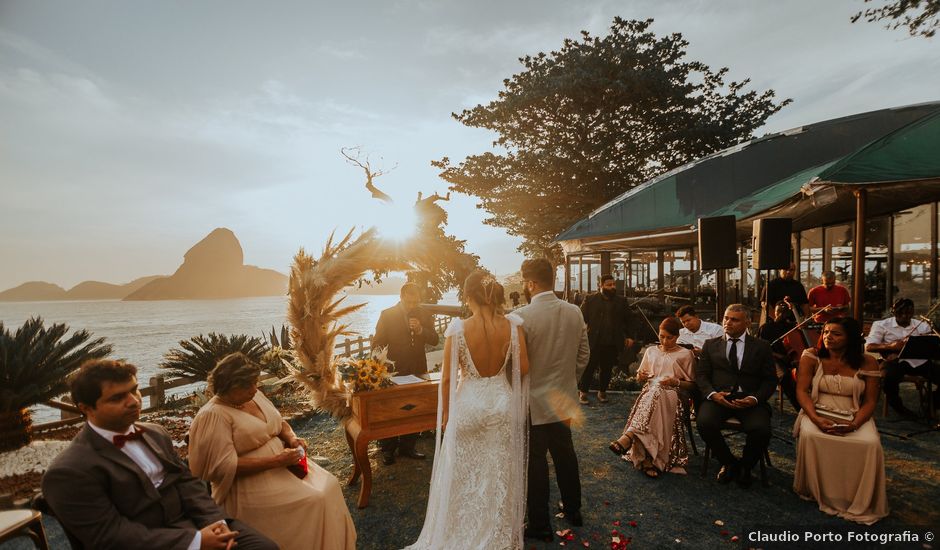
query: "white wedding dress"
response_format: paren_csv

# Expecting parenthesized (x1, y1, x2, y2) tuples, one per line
(404, 314, 529, 550)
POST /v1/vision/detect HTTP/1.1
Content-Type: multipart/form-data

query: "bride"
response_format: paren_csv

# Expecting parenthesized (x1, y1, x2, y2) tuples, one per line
(404, 270, 530, 550)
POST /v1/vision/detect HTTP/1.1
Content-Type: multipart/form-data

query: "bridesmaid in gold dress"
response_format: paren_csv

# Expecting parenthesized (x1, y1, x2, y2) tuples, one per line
(793, 316, 887, 524)
(188, 353, 357, 550)
(609, 317, 696, 478)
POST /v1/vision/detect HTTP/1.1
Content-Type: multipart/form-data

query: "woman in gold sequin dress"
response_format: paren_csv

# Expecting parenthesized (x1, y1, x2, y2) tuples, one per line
(609, 317, 696, 478)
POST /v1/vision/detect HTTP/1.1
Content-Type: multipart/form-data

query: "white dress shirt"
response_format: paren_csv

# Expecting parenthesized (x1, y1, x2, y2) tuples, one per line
(88, 422, 214, 550)
(678, 320, 724, 348)
(866, 316, 932, 368)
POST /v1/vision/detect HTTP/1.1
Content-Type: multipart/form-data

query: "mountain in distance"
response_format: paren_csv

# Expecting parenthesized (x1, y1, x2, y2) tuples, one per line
(0, 276, 166, 302)
(0, 228, 287, 301)
(0, 281, 68, 302)
(123, 228, 286, 300)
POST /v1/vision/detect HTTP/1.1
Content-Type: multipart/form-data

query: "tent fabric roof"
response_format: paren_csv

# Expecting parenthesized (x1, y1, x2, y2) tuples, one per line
(555, 102, 940, 248)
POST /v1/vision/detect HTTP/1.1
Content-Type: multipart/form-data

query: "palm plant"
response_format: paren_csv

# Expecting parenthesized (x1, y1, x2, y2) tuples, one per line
(160, 333, 268, 381)
(0, 317, 112, 451)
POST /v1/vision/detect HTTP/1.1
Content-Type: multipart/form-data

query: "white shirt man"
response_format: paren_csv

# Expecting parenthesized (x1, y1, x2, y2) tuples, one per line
(676, 306, 724, 350)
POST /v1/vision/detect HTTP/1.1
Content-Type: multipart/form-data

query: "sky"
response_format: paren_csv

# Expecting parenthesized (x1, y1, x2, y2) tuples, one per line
(1, 0, 938, 291)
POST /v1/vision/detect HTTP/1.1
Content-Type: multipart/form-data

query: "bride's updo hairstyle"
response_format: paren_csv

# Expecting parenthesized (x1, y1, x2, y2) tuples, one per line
(464, 270, 506, 311)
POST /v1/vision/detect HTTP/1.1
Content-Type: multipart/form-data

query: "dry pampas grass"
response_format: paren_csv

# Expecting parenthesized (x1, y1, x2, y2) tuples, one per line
(287, 228, 405, 419)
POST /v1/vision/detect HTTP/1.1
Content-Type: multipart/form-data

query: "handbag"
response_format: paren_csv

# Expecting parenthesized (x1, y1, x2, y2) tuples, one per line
(286, 447, 309, 479)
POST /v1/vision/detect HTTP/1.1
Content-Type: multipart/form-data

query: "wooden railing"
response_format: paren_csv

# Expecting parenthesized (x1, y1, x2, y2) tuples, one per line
(32, 315, 452, 433)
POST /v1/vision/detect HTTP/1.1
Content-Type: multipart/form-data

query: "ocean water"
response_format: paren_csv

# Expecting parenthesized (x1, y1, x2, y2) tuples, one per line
(0, 294, 418, 423)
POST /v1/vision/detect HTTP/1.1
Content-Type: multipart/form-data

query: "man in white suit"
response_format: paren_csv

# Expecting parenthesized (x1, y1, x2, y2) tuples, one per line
(514, 258, 590, 542)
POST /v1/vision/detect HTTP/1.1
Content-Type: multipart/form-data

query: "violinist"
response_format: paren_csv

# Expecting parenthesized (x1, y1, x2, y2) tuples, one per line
(765, 263, 809, 320)
(758, 301, 800, 410)
(808, 271, 851, 323)
(865, 298, 939, 419)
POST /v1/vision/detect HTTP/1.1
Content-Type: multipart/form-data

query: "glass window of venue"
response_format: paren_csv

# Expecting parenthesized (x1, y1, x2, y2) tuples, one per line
(825, 223, 854, 286)
(893, 204, 933, 311)
(800, 227, 823, 289)
(611, 252, 629, 295)
(862, 217, 889, 319)
(630, 251, 658, 294)
(662, 249, 694, 313)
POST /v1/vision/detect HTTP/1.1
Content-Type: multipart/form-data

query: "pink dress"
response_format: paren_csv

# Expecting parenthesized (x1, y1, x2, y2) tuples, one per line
(622, 345, 696, 473)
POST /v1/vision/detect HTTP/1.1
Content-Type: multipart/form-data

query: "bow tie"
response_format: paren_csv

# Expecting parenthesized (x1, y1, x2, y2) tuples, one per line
(113, 426, 145, 448)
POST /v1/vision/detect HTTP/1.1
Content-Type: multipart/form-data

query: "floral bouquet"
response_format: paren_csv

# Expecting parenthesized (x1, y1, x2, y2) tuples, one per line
(337, 347, 396, 393)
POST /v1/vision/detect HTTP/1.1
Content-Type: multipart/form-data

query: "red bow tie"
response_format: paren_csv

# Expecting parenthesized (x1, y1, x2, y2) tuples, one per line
(113, 427, 145, 448)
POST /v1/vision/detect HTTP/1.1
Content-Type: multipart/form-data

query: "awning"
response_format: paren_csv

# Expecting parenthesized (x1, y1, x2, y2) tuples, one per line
(557, 102, 940, 254)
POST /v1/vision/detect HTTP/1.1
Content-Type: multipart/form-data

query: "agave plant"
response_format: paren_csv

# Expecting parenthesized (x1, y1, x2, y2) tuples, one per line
(160, 333, 268, 381)
(0, 317, 112, 451)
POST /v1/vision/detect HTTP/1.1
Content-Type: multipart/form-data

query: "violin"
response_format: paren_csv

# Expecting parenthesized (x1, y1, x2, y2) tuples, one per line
(773, 298, 831, 367)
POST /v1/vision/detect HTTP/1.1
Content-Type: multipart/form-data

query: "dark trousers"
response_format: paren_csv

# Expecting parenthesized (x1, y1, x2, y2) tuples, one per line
(527, 421, 581, 531)
(378, 433, 418, 455)
(776, 360, 801, 411)
(579, 343, 618, 393)
(883, 360, 940, 411)
(228, 519, 280, 550)
(696, 400, 771, 470)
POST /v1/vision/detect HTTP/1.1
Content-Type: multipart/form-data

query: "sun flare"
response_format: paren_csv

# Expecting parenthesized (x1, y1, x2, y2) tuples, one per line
(373, 202, 418, 241)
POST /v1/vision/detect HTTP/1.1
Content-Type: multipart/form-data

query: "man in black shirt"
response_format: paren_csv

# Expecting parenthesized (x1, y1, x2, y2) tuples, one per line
(578, 274, 635, 404)
(764, 263, 809, 321)
(757, 301, 800, 411)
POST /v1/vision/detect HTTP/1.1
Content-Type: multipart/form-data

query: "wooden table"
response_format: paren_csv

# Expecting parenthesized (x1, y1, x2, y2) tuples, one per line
(0, 510, 49, 550)
(344, 380, 439, 508)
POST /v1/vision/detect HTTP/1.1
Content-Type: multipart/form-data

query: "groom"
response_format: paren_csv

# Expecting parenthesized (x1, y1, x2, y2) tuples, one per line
(515, 258, 590, 541)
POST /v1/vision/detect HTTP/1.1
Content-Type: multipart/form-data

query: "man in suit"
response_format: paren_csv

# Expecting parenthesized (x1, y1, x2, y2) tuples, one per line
(372, 282, 439, 465)
(695, 304, 777, 488)
(578, 274, 636, 404)
(42, 359, 277, 550)
(515, 258, 590, 542)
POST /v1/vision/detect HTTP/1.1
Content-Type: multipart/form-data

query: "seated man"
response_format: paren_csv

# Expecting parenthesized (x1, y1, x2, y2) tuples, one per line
(756, 301, 800, 411)
(676, 305, 724, 355)
(695, 305, 777, 488)
(865, 298, 939, 419)
(42, 359, 278, 550)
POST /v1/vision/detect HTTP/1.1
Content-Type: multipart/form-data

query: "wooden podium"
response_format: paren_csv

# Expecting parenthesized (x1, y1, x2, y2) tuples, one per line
(344, 380, 439, 508)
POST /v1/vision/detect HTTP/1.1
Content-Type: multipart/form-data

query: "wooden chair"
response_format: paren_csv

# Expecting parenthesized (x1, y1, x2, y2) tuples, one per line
(699, 417, 772, 487)
(678, 391, 698, 456)
(0, 509, 50, 550)
(32, 494, 82, 550)
(881, 374, 933, 419)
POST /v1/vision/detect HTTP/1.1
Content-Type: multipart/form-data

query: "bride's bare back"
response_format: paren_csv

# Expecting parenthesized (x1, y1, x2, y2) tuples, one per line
(462, 314, 512, 378)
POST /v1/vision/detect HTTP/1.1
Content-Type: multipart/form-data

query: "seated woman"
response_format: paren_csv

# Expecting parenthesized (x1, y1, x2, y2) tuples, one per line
(793, 317, 887, 525)
(188, 352, 357, 550)
(609, 317, 695, 478)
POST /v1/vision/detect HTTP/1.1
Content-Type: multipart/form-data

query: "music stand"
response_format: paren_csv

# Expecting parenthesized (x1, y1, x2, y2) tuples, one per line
(900, 335, 940, 437)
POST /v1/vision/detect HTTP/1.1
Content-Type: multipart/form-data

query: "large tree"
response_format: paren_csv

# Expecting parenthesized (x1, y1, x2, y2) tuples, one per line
(434, 17, 791, 263)
(852, 0, 939, 38)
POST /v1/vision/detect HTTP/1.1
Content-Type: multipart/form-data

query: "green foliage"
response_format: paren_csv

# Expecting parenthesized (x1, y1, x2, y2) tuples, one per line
(160, 333, 268, 381)
(852, 0, 939, 38)
(0, 317, 112, 412)
(434, 17, 791, 263)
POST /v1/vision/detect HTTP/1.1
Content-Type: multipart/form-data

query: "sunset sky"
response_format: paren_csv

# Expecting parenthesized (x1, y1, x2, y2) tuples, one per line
(2, 0, 938, 291)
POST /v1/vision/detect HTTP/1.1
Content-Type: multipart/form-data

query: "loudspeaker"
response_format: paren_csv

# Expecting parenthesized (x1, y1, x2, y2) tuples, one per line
(752, 218, 792, 270)
(698, 216, 738, 270)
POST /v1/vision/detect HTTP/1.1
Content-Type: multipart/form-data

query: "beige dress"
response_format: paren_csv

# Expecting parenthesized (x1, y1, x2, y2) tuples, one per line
(188, 393, 357, 550)
(622, 345, 695, 473)
(792, 355, 887, 525)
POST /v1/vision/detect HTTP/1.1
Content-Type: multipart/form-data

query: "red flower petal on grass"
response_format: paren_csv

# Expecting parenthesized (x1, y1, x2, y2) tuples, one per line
(628, 521, 637, 528)
(720, 530, 729, 537)
(612, 520, 621, 526)
(582, 542, 590, 548)
(730, 536, 740, 543)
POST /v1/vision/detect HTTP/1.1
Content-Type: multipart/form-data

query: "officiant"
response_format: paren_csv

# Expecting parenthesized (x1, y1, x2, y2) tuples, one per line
(372, 282, 440, 465)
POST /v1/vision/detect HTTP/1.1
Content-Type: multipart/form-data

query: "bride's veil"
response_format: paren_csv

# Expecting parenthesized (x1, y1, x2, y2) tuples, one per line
(407, 314, 529, 549)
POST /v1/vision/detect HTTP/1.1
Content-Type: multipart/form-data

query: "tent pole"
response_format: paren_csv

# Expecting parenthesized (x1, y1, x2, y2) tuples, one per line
(853, 188, 867, 322)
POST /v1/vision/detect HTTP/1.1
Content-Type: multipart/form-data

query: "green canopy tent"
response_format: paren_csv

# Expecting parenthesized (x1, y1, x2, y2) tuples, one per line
(556, 102, 940, 254)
